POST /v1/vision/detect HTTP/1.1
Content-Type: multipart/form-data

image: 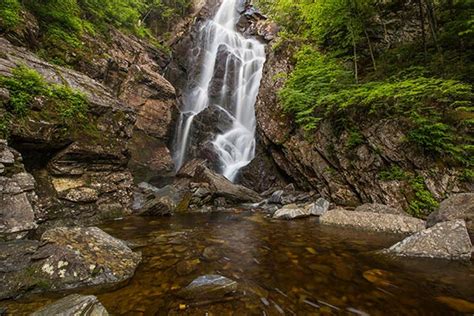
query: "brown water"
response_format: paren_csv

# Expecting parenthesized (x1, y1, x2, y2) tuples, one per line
(4, 210, 474, 315)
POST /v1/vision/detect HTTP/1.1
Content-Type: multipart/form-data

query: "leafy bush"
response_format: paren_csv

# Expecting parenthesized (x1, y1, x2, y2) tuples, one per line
(408, 176, 439, 217)
(0, 65, 89, 126)
(0, 66, 48, 115)
(0, 0, 22, 30)
(346, 129, 364, 149)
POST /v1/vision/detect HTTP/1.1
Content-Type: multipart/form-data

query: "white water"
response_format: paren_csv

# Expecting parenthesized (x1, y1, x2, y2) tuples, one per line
(173, 0, 266, 181)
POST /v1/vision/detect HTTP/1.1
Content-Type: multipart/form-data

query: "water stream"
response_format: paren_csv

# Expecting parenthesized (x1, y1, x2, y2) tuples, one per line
(5, 211, 474, 314)
(173, 0, 265, 181)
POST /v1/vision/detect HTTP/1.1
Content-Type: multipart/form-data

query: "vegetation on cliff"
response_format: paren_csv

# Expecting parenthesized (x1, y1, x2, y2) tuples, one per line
(0, 0, 191, 64)
(257, 0, 473, 215)
(0, 65, 89, 137)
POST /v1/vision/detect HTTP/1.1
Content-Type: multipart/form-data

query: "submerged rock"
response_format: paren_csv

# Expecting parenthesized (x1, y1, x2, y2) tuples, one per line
(0, 227, 141, 299)
(273, 204, 311, 220)
(319, 209, 425, 234)
(178, 274, 238, 300)
(32, 294, 109, 316)
(426, 193, 474, 235)
(383, 220, 472, 260)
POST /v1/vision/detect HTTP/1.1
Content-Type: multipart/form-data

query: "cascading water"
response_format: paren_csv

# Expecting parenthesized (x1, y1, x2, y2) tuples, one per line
(173, 0, 266, 182)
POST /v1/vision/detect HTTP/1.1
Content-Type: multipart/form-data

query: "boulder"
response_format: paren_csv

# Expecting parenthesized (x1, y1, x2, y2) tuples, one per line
(0, 227, 141, 299)
(193, 165, 261, 203)
(32, 294, 108, 316)
(383, 220, 472, 260)
(177, 275, 238, 300)
(273, 204, 311, 220)
(355, 203, 406, 216)
(426, 193, 474, 235)
(307, 198, 330, 216)
(319, 209, 425, 234)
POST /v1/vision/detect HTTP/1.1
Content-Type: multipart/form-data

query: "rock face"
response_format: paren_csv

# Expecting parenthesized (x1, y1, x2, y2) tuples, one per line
(0, 140, 37, 241)
(319, 209, 425, 234)
(0, 227, 141, 299)
(383, 220, 472, 260)
(0, 37, 138, 227)
(178, 275, 238, 300)
(426, 194, 474, 235)
(254, 40, 472, 211)
(32, 294, 109, 316)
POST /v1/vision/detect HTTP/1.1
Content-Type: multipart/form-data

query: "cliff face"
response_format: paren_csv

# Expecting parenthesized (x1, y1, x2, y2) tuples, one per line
(0, 28, 179, 228)
(255, 42, 472, 211)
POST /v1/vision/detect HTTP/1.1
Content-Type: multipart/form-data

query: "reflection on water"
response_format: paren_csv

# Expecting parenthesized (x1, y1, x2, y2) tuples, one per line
(4, 210, 474, 315)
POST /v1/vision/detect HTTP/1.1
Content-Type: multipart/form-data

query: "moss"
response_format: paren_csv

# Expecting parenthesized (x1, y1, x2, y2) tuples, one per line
(346, 129, 365, 150)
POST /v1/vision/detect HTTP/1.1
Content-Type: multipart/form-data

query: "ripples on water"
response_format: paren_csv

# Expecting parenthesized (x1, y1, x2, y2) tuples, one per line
(4, 210, 474, 315)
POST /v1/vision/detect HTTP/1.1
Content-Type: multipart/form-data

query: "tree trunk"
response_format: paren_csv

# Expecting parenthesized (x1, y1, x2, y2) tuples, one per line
(363, 27, 377, 71)
(417, 0, 427, 61)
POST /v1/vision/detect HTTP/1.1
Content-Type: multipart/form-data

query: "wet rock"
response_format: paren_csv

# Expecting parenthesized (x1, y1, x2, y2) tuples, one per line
(426, 193, 474, 234)
(32, 294, 109, 316)
(319, 209, 425, 234)
(193, 165, 261, 203)
(307, 198, 330, 216)
(139, 195, 175, 216)
(176, 259, 200, 276)
(355, 203, 406, 216)
(273, 204, 311, 220)
(202, 246, 220, 261)
(178, 275, 238, 300)
(436, 296, 474, 313)
(383, 220, 472, 260)
(0, 227, 141, 299)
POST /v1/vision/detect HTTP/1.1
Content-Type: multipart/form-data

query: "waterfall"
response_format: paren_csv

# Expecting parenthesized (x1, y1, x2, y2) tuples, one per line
(173, 0, 266, 182)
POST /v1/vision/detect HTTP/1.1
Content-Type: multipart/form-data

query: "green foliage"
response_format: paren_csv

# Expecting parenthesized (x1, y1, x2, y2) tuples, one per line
(408, 176, 439, 217)
(346, 129, 364, 149)
(279, 46, 473, 165)
(0, 0, 22, 30)
(459, 168, 474, 183)
(0, 66, 49, 115)
(378, 165, 410, 181)
(0, 65, 89, 127)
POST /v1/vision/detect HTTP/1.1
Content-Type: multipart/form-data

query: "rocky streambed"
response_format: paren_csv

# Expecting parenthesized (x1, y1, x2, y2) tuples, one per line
(3, 211, 474, 315)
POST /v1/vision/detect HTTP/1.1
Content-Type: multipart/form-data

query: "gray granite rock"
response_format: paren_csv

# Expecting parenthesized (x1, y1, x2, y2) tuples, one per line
(307, 198, 330, 216)
(319, 209, 425, 234)
(273, 204, 311, 220)
(383, 220, 472, 260)
(427, 193, 474, 235)
(355, 203, 406, 216)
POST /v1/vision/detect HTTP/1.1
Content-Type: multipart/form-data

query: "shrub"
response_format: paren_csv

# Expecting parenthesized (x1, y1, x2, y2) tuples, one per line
(0, 0, 22, 30)
(0, 65, 89, 126)
(408, 176, 439, 217)
(378, 165, 409, 181)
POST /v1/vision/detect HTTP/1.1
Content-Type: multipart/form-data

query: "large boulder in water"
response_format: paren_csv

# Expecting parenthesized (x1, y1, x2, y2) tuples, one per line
(32, 294, 109, 316)
(0, 227, 141, 299)
(426, 193, 474, 236)
(383, 220, 472, 260)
